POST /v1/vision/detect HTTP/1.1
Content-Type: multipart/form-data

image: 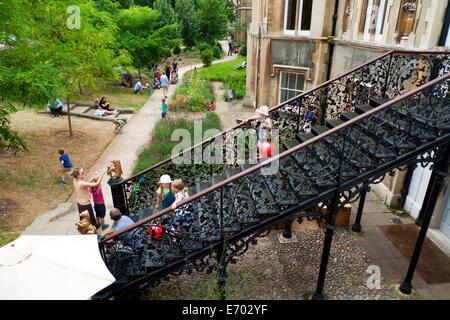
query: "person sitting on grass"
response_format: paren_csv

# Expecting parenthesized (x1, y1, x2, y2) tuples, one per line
(234, 61, 247, 71)
(93, 104, 115, 117)
(58, 149, 73, 185)
(48, 99, 63, 118)
(113, 119, 125, 134)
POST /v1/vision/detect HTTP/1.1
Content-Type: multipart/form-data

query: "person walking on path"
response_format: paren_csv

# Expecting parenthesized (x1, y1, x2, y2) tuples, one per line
(165, 62, 171, 79)
(161, 98, 168, 118)
(160, 73, 169, 97)
(72, 167, 107, 227)
(228, 42, 233, 56)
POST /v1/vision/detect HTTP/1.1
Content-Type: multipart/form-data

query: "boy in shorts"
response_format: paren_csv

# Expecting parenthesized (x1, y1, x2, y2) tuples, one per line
(113, 119, 125, 134)
(161, 98, 168, 118)
(58, 149, 73, 185)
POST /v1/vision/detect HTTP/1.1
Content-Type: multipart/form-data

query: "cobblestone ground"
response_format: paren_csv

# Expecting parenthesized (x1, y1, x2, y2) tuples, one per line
(142, 227, 400, 300)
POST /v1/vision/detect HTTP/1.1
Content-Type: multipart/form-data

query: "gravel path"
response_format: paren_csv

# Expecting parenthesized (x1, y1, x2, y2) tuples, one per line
(143, 227, 399, 300)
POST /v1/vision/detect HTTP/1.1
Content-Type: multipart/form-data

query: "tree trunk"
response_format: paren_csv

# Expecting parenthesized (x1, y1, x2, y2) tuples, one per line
(138, 69, 142, 82)
(67, 96, 73, 137)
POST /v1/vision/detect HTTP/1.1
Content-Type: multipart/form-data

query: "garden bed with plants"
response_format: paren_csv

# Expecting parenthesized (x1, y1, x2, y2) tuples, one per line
(133, 112, 222, 175)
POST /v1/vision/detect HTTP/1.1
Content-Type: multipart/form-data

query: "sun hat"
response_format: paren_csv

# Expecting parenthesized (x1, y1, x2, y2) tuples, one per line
(258, 105, 269, 116)
(158, 174, 172, 184)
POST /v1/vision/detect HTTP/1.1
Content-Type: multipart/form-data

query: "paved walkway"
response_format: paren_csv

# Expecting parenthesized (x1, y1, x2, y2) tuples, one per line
(145, 190, 450, 300)
(22, 41, 239, 236)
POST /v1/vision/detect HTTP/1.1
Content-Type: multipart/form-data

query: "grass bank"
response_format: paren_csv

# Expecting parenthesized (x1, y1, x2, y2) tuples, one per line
(132, 112, 222, 175)
(185, 56, 247, 99)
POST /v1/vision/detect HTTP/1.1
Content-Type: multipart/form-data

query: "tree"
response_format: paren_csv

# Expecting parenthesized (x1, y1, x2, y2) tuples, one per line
(224, 0, 236, 23)
(175, 0, 199, 48)
(0, 0, 118, 141)
(116, 6, 180, 79)
(196, 0, 228, 45)
(153, 0, 180, 39)
(153, 0, 177, 27)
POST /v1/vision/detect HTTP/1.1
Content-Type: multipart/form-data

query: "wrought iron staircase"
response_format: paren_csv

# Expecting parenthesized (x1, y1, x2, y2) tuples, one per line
(93, 50, 449, 300)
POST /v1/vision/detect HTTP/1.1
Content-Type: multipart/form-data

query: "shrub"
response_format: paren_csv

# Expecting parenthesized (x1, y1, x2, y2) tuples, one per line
(173, 44, 181, 54)
(198, 42, 212, 52)
(239, 43, 247, 57)
(201, 49, 214, 67)
(212, 46, 222, 59)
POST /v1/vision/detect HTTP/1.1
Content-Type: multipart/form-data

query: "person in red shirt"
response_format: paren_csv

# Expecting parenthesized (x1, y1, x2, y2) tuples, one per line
(207, 100, 215, 111)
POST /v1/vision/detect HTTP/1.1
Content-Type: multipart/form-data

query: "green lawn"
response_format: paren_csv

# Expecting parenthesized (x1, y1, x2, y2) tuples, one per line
(185, 56, 247, 99)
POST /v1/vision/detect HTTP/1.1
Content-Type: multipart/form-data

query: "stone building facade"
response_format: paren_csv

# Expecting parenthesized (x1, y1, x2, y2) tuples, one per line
(244, 0, 450, 251)
(234, 0, 253, 43)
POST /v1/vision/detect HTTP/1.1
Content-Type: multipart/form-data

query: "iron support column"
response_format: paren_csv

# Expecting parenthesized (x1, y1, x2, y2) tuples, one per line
(215, 187, 227, 300)
(399, 145, 449, 294)
(108, 178, 128, 215)
(282, 219, 293, 239)
(312, 195, 339, 300)
(351, 184, 369, 233)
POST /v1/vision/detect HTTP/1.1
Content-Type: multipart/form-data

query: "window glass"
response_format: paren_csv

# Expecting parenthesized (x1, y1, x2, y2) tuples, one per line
(285, 0, 297, 31)
(279, 71, 306, 103)
(300, 0, 313, 31)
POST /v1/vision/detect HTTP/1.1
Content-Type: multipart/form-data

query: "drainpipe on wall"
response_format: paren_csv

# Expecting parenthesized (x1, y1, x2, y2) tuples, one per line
(438, 0, 450, 46)
(326, 0, 340, 81)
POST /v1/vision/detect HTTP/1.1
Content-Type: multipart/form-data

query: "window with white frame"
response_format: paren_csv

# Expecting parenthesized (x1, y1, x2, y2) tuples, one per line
(284, 0, 297, 35)
(283, 0, 313, 36)
(278, 71, 306, 103)
(375, 0, 387, 41)
(360, 0, 388, 41)
(299, 0, 313, 35)
(362, 0, 374, 40)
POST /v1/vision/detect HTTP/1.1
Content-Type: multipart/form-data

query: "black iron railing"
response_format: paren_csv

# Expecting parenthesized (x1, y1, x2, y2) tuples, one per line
(95, 50, 449, 299)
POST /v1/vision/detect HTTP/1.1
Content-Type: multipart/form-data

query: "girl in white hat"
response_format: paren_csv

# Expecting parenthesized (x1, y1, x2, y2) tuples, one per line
(244, 105, 273, 148)
(156, 174, 175, 210)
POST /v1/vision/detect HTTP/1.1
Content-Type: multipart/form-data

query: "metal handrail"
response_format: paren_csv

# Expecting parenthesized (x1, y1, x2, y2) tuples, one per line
(101, 65, 450, 243)
(124, 50, 447, 183)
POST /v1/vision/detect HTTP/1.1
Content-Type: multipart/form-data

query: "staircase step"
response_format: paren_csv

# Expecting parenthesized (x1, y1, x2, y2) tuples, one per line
(242, 163, 298, 207)
(355, 104, 373, 114)
(195, 180, 221, 242)
(224, 167, 260, 224)
(326, 119, 397, 160)
(278, 157, 318, 197)
(311, 125, 329, 136)
(283, 138, 336, 188)
(369, 97, 390, 108)
(296, 132, 315, 142)
(238, 164, 279, 215)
